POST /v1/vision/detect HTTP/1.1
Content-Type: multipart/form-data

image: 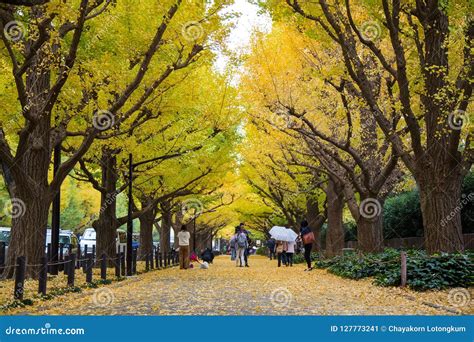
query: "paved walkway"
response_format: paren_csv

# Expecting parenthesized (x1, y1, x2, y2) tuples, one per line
(8, 256, 467, 315)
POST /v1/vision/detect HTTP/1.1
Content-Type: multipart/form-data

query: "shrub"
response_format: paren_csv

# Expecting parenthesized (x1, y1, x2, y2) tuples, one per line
(315, 249, 473, 291)
(256, 247, 267, 256)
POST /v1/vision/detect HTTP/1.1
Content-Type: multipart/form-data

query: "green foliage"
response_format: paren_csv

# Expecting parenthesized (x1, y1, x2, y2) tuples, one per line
(315, 249, 474, 291)
(383, 190, 423, 238)
(256, 246, 267, 256)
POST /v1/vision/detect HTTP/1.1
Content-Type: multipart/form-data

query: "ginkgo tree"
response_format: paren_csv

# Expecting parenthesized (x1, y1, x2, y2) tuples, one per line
(0, 0, 232, 277)
(281, 0, 473, 253)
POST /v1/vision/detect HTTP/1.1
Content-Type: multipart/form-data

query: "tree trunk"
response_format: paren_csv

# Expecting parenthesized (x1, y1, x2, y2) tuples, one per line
(357, 214, 384, 253)
(160, 203, 172, 258)
(138, 206, 155, 260)
(418, 176, 464, 253)
(93, 151, 119, 266)
(306, 197, 325, 252)
(325, 178, 345, 257)
(4, 189, 50, 278)
(3, 39, 52, 279)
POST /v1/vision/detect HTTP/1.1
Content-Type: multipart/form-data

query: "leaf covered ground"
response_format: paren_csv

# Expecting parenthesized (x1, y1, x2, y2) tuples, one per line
(2, 256, 472, 315)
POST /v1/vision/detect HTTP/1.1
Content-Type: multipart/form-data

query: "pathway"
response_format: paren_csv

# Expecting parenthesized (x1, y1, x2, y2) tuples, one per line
(7, 256, 468, 315)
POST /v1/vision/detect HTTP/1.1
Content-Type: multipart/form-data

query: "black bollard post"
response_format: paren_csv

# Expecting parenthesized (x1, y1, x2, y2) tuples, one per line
(76, 244, 81, 269)
(150, 253, 154, 270)
(38, 256, 47, 296)
(132, 249, 137, 275)
(68, 254, 76, 287)
(59, 243, 64, 272)
(101, 254, 107, 280)
(145, 253, 150, 271)
(92, 245, 96, 262)
(121, 251, 125, 276)
(46, 243, 52, 273)
(63, 255, 69, 276)
(0, 242, 5, 267)
(14, 256, 26, 300)
(83, 245, 88, 273)
(159, 253, 163, 268)
(154, 248, 159, 269)
(115, 252, 121, 278)
(86, 256, 93, 283)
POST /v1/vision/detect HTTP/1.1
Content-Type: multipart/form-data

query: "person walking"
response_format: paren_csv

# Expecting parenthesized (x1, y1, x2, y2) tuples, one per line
(177, 225, 191, 270)
(286, 238, 296, 267)
(239, 223, 251, 267)
(230, 228, 238, 261)
(235, 228, 248, 267)
(266, 238, 276, 260)
(276, 240, 286, 267)
(300, 220, 315, 271)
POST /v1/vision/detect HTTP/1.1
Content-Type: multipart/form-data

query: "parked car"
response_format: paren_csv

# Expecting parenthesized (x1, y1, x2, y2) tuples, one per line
(132, 233, 140, 250)
(79, 228, 127, 255)
(0, 227, 11, 260)
(45, 229, 79, 257)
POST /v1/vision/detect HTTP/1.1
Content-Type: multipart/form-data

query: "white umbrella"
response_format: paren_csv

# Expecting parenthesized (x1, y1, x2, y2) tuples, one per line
(269, 226, 298, 242)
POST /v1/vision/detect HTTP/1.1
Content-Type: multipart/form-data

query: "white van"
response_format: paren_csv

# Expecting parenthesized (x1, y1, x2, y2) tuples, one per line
(79, 228, 127, 255)
(45, 229, 79, 257)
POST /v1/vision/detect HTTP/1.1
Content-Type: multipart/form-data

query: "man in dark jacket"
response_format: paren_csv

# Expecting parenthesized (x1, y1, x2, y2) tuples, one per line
(201, 248, 214, 263)
(266, 238, 276, 260)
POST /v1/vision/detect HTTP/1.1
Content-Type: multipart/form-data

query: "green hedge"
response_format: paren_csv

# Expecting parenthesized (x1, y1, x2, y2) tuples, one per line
(314, 249, 474, 291)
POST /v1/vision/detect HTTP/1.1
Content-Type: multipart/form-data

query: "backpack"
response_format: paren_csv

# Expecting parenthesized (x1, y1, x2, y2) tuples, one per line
(302, 231, 315, 244)
(237, 233, 247, 248)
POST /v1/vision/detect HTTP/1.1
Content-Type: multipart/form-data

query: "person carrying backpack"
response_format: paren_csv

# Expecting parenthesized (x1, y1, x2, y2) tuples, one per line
(235, 228, 248, 267)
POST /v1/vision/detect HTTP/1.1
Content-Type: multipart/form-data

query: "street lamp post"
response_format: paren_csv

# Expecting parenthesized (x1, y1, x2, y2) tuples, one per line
(50, 143, 61, 275)
(126, 154, 133, 276)
(193, 215, 197, 252)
